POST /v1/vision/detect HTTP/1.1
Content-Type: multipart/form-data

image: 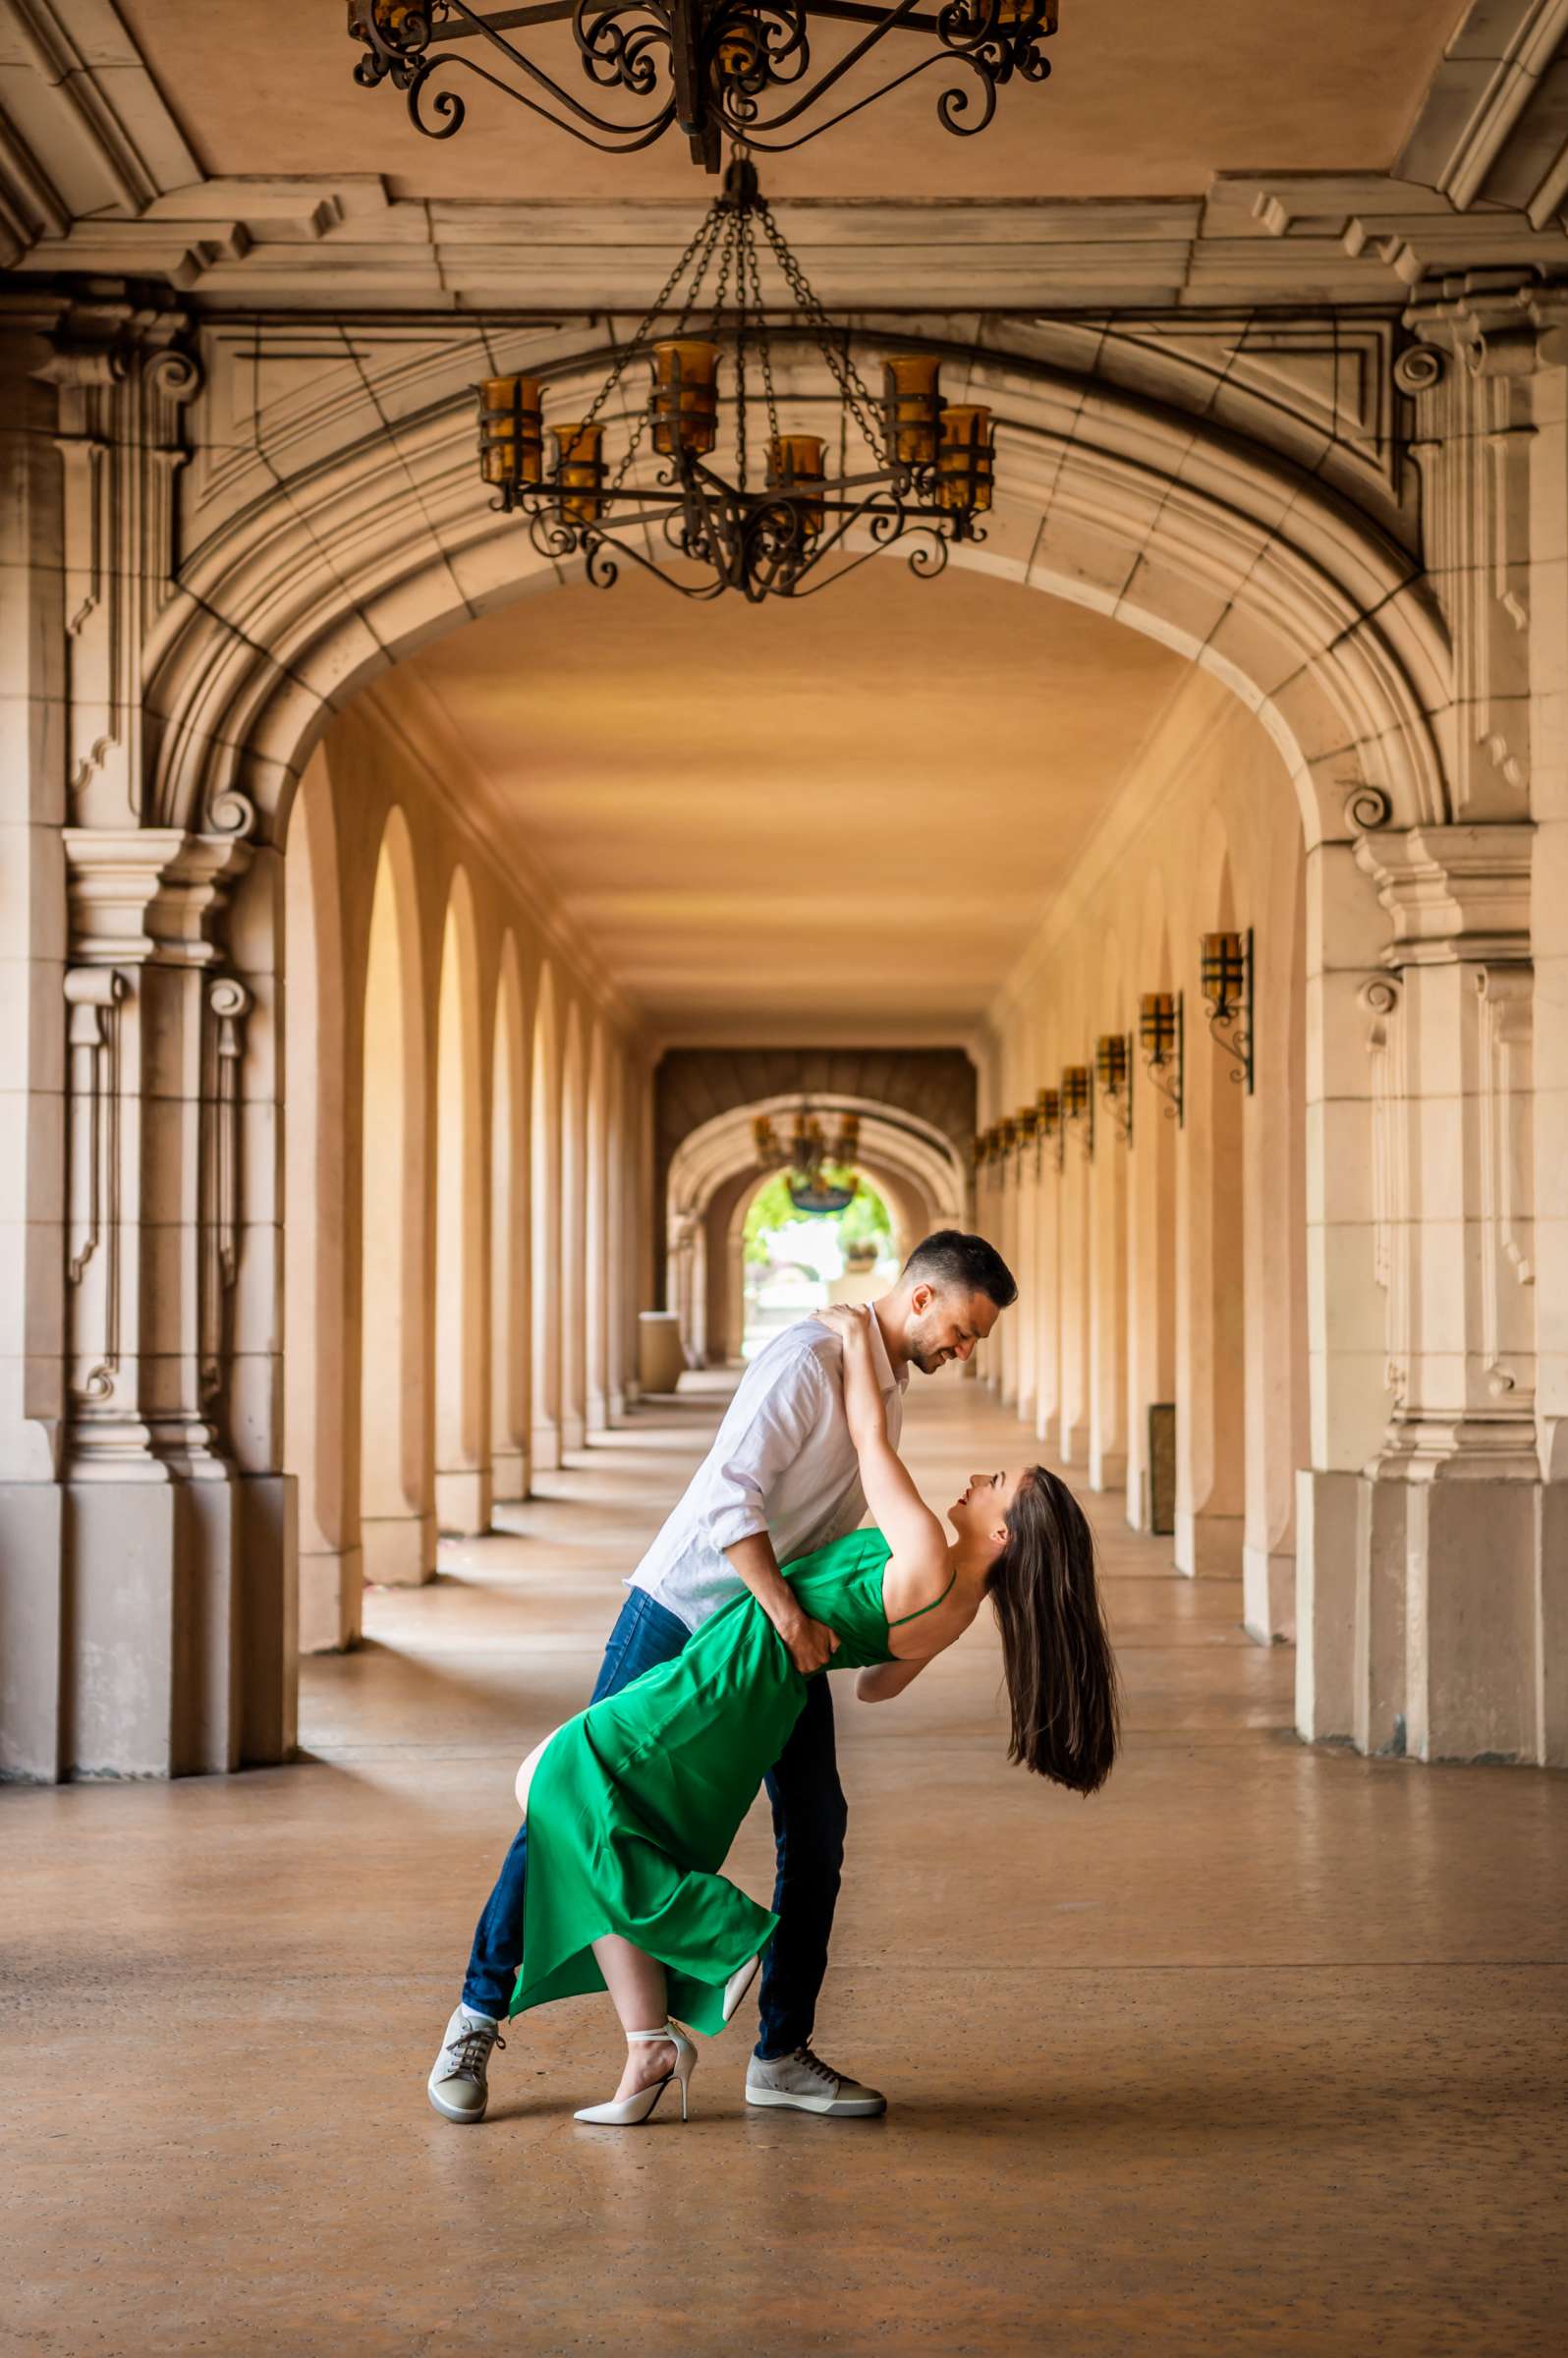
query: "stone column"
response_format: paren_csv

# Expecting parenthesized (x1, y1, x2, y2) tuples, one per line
(1352, 825, 1543, 1762)
(0, 305, 69, 1779)
(55, 828, 292, 1773)
(1089, 1066, 1130, 1495)
(1056, 1102, 1092, 1462)
(1294, 831, 1397, 1741)
(1033, 1128, 1062, 1448)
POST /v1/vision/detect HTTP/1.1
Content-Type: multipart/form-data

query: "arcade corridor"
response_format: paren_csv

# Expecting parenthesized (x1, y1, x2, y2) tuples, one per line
(6, 1376, 1563, 2356)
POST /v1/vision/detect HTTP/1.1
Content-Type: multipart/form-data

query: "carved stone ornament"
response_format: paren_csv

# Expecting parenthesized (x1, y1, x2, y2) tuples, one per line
(33, 303, 201, 827)
(1343, 782, 1393, 834)
(1393, 344, 1444, 395)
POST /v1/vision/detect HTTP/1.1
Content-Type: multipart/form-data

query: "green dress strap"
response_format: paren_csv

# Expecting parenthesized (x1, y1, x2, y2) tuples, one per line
(885, 1564, 958, 1630)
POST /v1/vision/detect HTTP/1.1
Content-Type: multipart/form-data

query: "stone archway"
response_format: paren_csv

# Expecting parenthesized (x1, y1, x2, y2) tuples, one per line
(38, 316, 1556, 1769)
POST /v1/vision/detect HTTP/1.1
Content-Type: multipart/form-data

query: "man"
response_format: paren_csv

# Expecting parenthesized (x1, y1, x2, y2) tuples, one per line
(427, 1227, 1017, 2124)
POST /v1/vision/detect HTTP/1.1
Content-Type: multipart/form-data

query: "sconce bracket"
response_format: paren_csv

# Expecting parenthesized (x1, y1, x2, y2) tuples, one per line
(1203, 929, 1255, 1094)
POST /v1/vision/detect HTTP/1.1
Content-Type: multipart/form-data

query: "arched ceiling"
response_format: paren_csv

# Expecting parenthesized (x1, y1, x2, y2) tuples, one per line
(357, 565, 1193, 1039)
(119, 1, 1456, 202)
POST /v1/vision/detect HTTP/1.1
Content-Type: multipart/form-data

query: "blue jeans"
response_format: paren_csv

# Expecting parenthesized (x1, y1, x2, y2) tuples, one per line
(462, 1586, 847, 2060)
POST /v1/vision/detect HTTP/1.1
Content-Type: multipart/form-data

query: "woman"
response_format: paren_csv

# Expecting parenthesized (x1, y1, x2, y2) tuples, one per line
(510, 1301, 1120, 2125)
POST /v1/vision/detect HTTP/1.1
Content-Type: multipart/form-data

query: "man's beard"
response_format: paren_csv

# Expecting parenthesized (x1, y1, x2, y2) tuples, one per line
(908, 1322, 951, 1376)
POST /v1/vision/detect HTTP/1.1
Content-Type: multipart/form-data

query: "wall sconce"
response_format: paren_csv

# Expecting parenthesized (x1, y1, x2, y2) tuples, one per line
(1199, 928, 1254, 1092)
(997, 1113, 1018, 1184)
(1036, 1086, 1062, 1173)
(971, 1130, 987, 1174)
(1095, 1031, 1133, 1145)
(1060, 1063, 1094, 1157)
(1138, 991, 1184, 1126)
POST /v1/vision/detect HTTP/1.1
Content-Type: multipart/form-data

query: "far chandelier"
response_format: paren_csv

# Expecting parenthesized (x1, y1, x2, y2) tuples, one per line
(476, 151, 996, 601)
(348, 1, 1059, 175)
(754, 1105, 861, 1213)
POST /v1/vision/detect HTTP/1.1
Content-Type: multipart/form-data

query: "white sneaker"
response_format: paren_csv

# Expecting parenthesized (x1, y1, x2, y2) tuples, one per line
(746, 2046, 886, 2117)
(427, 2005, 505, 2124)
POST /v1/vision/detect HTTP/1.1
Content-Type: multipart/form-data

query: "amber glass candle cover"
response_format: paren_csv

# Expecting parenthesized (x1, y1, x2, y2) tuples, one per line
(552, 421, 605, 522)
(651, 340, 720, 457)
(480, 375, 542, 486)
(884, 355, 941, 468)
(937, 405, 994, 511)
(768, 433, 826, 533)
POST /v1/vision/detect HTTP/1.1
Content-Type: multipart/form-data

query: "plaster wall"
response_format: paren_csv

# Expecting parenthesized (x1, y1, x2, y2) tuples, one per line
(984, 670, 1311, 1641)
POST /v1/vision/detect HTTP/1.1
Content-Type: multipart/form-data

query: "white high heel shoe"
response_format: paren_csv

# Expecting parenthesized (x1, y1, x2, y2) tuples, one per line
(722, 1951, 764, 2025)
(573, 2024, 697, 2126)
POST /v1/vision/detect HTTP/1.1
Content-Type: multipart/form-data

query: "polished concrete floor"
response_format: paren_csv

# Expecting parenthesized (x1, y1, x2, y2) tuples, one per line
(7, 1376, 1567, 2357)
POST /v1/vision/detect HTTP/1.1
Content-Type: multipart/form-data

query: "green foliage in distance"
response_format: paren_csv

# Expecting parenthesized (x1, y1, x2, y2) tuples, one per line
(743, 1164, 895, 1269)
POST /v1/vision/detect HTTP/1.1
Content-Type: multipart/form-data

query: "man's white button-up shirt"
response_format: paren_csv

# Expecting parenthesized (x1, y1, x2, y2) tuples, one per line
(627, 1313, 908, 1632)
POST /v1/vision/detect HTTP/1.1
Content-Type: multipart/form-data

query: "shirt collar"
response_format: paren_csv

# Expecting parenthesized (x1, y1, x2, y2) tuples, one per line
(866, 1310, 908, 1396)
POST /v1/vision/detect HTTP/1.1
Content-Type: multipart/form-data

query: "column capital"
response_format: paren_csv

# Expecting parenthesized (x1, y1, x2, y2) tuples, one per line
(1404, 271, 1568, 377)
(1353, 823, 1532, 966)
(62, 827, 252, 965)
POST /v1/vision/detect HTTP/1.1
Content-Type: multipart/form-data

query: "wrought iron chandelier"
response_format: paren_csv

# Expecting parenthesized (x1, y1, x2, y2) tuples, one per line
(348, 0, 1058, 175)
(476, 152, 995, 601)
(754, 1105, 861, 1212)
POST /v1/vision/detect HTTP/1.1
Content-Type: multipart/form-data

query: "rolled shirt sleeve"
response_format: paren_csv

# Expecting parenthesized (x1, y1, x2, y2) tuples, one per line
(700, 1345, 833, 1556)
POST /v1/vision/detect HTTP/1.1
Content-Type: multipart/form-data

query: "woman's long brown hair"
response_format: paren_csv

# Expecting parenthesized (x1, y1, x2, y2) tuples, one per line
(987, 1467, 1120, 1794)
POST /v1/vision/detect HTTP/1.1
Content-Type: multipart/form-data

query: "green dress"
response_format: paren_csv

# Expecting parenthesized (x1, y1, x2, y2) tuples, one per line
(509, 1524, 953, 2033)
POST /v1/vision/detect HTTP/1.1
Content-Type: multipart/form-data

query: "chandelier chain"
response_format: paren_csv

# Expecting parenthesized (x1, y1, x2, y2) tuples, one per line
(582, 199, 727, 458)
(746, 232, 782, 453)
(606, 201, 728, 487)
(756, 198, 885, 463)
(735, 211, 751, 495)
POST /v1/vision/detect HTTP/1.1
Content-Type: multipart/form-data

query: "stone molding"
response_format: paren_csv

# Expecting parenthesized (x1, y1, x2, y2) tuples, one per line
(1354, 822, 1534, 965)
(32, 301, 201, 827)
(104, 317, 1454, 861)
(6, 5, 1568, 309)
(1395, 0, 1568, 226)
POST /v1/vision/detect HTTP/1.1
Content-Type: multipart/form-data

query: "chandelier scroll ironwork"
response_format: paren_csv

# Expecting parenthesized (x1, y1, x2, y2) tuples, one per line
(474, 150, 996, 601)
(349, 0, 1059, 175)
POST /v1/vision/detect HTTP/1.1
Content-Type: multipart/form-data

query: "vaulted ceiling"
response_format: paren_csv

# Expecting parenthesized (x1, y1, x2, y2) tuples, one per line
(356, 565, 1192, 1039)
(119, 1, 1457, 202)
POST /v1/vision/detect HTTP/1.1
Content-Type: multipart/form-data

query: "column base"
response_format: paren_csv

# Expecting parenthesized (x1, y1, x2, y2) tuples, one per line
(1174, 1510, 1243, 1577)
(362, 1511, 435, 1588)
(532, 1419, 561, 1475)
(1242, 1544, 1295, 1647)
(0, 1483, 64, 1780)
(1296, 1470, 1360, 1744)
(559, 1411, 587, 1454)
(299, 1544, 364, 1656)
(435, 1467, 492, 1538)
(1088, 1445, 1127, 1496)
(1299, 1466, 1564, 1765)
(489, 1449, 526, 1506)
(1057, 1416, 1090, 1465)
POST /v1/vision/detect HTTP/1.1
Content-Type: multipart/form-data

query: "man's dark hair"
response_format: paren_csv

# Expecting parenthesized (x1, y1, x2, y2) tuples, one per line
(902, 1229, 1018, 1310)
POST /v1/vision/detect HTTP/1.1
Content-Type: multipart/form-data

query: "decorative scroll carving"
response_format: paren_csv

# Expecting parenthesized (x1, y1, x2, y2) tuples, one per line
(1475, 964, 1535, 1404)
(1343, 782, 1392, 834)
(199, 977, 253, 1401)
(63, 966, 127, 1402)
(1393, 343, 1444, 395)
